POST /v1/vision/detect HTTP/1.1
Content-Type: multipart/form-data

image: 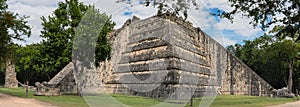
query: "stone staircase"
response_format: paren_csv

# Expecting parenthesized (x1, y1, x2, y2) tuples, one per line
(48, 62, 73, 85)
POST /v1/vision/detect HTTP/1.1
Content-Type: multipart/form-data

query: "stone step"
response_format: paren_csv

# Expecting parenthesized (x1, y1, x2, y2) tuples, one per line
(48, 62, 73, 85)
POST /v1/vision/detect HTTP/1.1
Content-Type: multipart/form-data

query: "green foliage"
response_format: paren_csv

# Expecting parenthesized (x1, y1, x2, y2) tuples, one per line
(95, 16, 115, 65)
(0, 0, 31, 63)
(218, 0, 300, 41)
(0, 0, 30, 84)
(40, 0, 89, 74)
(0, 66, 4, 73)
(15, 44, 42, 82)
(73, 6, 115, 67)
(0, 66, 4, 85)
(227, 35, 300, 89)
(40, 0, 115, 73)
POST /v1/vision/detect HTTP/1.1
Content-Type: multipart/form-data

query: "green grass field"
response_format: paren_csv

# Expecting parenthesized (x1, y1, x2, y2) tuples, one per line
(0, 87, 88, 107)
(0, 87, 298, 107)
(200, 95, 298, 107)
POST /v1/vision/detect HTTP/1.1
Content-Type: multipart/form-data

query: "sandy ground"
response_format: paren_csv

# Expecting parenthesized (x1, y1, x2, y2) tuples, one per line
(267, 100, 300, 107)
(0, 93, 57, 107)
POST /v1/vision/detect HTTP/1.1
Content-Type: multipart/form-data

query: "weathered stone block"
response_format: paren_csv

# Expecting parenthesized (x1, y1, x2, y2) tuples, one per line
(34, 82, 60, 96)
(4, 59, 18, 88)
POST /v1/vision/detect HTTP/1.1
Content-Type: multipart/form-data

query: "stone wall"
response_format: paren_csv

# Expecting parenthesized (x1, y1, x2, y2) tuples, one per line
(220, 54, 273, 96)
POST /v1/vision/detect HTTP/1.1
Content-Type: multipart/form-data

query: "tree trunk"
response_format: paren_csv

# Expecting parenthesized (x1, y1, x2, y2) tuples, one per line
(288, 60, 293, 93)
(4, 59, 18, 88)
(25, 81, 29, 97)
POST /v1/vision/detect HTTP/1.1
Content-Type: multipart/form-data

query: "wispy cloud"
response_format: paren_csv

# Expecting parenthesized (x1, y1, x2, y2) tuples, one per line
(7, 0, 264, 46)
(8, 0, 63, 45)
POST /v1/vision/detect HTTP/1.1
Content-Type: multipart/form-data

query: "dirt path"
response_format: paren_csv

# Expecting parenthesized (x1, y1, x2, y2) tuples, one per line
(267, 100, 300, 107)
(0, 93, 57, 107)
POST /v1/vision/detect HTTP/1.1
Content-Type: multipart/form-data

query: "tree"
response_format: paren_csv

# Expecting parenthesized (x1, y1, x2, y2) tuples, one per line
(267, 40, 300, 93)
(0, 0, 31, 88)
(39, 0, 88, 76)
(228, 35, 300, 93)
(40, 0, 115, 76)
(73, 7, 115, 67)
(0, 0, 31, 60)
(116, 0, 199, 19)
(15, 44, 41, 96)
(219, 0, 300, 93)
(15, 44, 41, 84)
(217, 0, 300, 41)
(226, 44, 242, 57)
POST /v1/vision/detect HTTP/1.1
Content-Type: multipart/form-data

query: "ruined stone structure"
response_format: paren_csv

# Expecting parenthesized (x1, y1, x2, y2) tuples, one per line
(100, 14, 273, 98)
(34, 62, 76, 96)
(41, 14, 273, 98)
(4, 59, 18, 88)
(270, 87, 295, 98)
(48, 62, 77, 94)
(34, 82, 60, 96)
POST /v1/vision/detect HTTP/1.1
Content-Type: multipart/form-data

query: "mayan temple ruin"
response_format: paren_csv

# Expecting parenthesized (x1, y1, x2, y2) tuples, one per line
(36, 14, 273, 98)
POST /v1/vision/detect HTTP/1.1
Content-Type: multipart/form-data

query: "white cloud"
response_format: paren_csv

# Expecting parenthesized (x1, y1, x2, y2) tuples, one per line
(8, 0, 63, 45)
(213, 36, 237, 46)
(203, 0, 232, 11)
(215, 13, 262, 38)
(7, 0, 263, 46)
(8, 0, 62, 7)
(94, 0, 157, 28)
(187, 7, 212, 30)
(186, 0, 262, 45)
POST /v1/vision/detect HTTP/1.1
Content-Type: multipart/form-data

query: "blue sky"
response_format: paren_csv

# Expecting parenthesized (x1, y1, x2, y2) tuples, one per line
(7, 0, 266, 46)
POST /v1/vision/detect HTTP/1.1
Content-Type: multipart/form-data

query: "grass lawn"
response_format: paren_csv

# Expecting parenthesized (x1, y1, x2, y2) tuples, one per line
(205, 95, 298, 107)
(0, 87, 88, 107)
(0, 87, 298, 107)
